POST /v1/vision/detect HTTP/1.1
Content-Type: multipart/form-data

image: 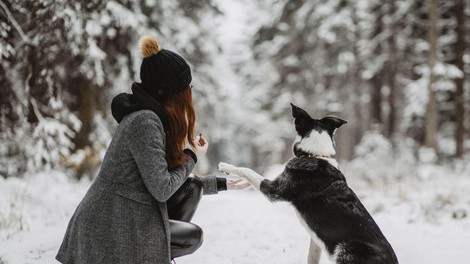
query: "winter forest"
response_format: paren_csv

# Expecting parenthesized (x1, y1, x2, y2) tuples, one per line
(1, 0, 470, 263)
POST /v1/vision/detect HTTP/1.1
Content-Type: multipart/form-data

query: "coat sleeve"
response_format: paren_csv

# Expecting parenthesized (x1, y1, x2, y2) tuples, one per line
(195, 175, 219, 195)
(126, 112, 195, 202)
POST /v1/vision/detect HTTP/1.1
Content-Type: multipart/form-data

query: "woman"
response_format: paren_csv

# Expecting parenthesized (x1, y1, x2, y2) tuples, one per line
(56, 35, 249, 264)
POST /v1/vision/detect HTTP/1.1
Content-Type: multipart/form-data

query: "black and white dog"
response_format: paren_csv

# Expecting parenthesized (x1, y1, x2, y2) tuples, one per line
(219, 104, 398, 264)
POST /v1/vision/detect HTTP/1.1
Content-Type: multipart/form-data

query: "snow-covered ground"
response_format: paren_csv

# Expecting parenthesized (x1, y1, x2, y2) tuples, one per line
(1, 163, 469, 264)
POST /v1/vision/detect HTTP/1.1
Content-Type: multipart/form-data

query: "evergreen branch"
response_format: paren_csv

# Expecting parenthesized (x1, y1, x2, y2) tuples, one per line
(0, 0, 30, 43)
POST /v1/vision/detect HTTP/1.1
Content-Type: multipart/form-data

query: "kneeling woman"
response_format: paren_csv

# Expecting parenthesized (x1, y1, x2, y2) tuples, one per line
(56, 36, 249, 264)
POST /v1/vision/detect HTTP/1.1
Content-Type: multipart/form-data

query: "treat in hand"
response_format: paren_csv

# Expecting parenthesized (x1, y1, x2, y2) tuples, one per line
(198, 134, 205, 146)
(192, 134, 208, 158)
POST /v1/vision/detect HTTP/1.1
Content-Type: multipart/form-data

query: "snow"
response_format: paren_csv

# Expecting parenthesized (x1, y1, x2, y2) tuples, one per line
(1, 163, 470, 264)
(0, 172, 90, 263)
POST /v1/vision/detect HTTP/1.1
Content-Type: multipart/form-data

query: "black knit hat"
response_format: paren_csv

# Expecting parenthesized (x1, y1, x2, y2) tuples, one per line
(138, 35, 192, 100)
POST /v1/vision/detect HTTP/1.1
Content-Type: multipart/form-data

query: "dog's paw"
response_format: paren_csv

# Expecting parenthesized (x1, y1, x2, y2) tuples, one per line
(218, 162, 239, 176)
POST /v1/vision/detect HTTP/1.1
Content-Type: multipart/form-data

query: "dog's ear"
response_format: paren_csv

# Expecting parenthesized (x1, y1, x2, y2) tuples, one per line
(321, 116, 348, 129)
(291, 103, 311, 119)
(291, 103, 313, 136)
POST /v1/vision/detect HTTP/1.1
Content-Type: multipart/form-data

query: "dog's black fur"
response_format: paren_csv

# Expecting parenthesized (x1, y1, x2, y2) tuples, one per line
(248, 104, 398, 263)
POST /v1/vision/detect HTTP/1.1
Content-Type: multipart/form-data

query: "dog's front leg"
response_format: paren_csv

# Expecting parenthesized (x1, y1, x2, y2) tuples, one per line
(218, 162, 264, 190)
(308, 240, 321, 264)
(259, 177, 290, 202)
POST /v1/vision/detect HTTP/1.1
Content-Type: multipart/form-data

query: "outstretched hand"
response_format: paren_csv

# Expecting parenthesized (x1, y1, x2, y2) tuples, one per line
(219, 162, 264, 191)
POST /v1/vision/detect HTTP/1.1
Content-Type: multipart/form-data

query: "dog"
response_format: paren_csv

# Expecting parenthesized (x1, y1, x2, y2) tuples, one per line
(219, 103, 398, 264)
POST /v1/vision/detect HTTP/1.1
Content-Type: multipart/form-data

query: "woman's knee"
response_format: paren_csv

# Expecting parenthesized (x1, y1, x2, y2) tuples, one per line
(170, 222, 203, 258)
(188, 224, 203, 250)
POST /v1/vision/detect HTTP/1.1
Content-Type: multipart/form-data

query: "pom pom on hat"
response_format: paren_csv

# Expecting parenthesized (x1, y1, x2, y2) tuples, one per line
(139, 35, 161, 58)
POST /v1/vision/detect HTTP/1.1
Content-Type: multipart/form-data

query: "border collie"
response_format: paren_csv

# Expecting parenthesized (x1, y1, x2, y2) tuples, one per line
(219, 103, 398, 264)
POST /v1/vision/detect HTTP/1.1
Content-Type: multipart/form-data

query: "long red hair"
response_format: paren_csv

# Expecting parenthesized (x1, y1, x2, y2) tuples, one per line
(161, 87, 196, 170)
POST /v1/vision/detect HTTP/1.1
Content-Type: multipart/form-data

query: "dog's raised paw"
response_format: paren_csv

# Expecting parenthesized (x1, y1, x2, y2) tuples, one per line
(218, 162, 238, 175)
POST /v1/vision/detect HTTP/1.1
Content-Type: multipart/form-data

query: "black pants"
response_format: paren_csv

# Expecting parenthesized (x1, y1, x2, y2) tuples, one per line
(167, 177, 203, 259)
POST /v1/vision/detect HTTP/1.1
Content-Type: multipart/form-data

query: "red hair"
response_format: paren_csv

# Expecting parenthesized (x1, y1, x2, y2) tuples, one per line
(161, 87, 196, 170)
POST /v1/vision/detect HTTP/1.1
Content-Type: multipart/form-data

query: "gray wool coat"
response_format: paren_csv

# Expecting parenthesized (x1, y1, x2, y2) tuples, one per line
(56, 110, 219, 264)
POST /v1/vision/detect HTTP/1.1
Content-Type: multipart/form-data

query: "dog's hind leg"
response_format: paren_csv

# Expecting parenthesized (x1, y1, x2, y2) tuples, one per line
(333, 241, 391, 264)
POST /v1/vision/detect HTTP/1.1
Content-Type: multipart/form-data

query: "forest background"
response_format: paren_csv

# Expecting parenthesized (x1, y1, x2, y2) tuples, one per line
(1, 0, 469, 179)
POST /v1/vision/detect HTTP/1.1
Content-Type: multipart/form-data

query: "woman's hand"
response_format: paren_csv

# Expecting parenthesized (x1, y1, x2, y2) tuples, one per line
(192, 134, 208, 158)
(227, 179, 251, 190)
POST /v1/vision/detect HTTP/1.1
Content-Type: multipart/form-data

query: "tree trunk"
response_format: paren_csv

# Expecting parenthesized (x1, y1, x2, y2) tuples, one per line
(424, 0, 439, 150)
(74, 79, 95, 150)
(26, 46, 41, 124)
(454, 0, 465, 158)
(370, 75, 383, 126)
(307, 240, 321, 264)
(0, 67, 16, 130)
(73, 78, 97, 178)
(369, 5, 383, 128)
(386, 0, 397, 139)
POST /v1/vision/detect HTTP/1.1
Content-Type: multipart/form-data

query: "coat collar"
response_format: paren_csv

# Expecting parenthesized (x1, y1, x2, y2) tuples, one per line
(111, 83, 169, 131)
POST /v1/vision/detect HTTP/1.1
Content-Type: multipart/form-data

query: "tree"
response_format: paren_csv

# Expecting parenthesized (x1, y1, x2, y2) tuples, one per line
(454, 0, 466, 158)
(424, 0, 439, 151)
(369, 11, 384, 128)
(385, 0, 399, 138)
